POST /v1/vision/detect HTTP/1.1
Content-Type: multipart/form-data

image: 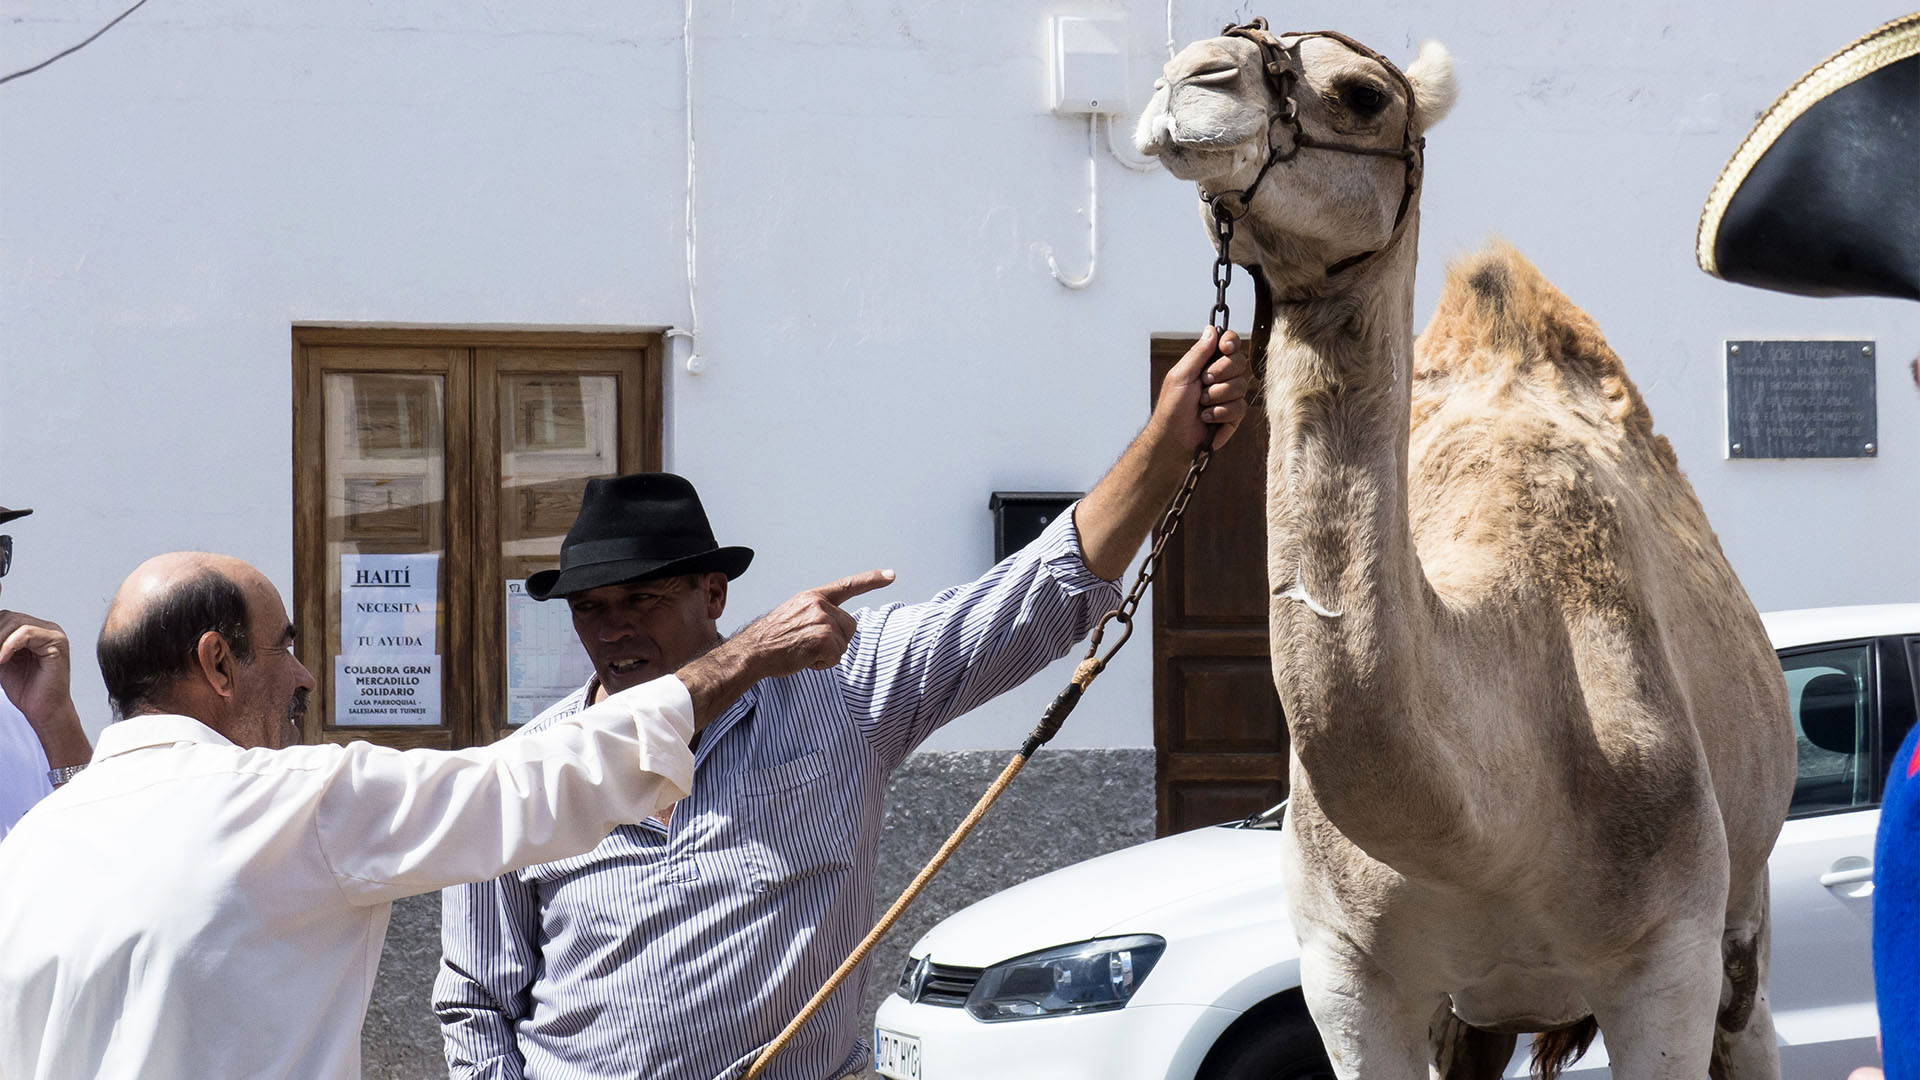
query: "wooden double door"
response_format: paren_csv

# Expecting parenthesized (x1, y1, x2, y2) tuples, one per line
(291, 329, 661, 751)
(1150, 339, 1288, 836)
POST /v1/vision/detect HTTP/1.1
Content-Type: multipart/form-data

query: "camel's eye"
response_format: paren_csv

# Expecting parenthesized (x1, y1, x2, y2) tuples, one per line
(1341, 82, 1389, 115)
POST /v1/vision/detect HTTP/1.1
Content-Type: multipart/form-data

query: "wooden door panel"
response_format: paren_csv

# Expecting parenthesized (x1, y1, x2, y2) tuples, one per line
(1170, 780, 1286, 832)
(1152, 339, 1288, 835)
(1171, 437, 1270, 626)
(474, 350, 654, 745)
(293, 350, 469, 751)
(1169, 658, 1287, 751)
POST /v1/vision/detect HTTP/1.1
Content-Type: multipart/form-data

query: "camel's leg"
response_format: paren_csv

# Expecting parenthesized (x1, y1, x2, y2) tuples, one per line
(1299, 941, 1437, 1080)
(1711, 878, 1781, 1080)
(1583, 929, 1722, 1080)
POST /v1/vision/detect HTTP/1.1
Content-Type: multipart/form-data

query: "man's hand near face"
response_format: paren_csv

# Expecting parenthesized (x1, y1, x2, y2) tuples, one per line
(674, 569, 896, 728)
(0, 611, 89, 771)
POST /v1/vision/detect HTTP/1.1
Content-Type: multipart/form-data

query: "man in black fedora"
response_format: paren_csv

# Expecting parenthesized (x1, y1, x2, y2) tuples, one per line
(438, 329, 1252, 1080)
(520, 472, 764, 694)
(0, 503, 92, 838)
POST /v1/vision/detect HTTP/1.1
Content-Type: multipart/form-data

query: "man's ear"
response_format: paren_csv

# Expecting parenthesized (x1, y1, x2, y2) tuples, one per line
(702, 572, 729, 621)
(194, 631, 239, 699)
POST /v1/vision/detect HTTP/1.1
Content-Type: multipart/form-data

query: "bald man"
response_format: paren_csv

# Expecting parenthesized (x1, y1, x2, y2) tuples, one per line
(0, 552, 885, 1080)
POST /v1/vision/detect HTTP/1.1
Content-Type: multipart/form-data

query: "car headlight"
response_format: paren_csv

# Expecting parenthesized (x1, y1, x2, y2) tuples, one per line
(964, 934, 1165, 1022)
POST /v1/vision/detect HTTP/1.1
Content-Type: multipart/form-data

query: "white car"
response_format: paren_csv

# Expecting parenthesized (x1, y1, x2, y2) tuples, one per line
(874, 605, 1919, 1079)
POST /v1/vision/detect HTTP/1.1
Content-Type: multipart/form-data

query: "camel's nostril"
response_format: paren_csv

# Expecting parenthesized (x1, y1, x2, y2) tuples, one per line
(1184, 65, 1240, 86)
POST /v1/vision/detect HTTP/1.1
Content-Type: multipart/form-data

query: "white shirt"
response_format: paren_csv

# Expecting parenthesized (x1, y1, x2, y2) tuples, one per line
(0, 691, 52, 839)
(0, 675, 697, 1080)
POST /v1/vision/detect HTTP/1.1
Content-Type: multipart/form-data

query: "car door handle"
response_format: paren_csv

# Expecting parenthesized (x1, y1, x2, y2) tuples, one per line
(1819, 865, 1875, 888)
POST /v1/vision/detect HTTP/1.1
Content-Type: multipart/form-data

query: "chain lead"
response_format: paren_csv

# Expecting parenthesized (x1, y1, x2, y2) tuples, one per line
(1078, 203, 1235, 674)
(1024, 258, 1225, 754)
(1209, 206, 1235, 336)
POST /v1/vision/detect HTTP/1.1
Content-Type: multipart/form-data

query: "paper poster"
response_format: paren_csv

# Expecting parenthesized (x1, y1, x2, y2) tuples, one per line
(336, 552, 442, 727)
(335, 656, 442, 726)
(340, 553, 440, 653)
(505, 579, 596, 727)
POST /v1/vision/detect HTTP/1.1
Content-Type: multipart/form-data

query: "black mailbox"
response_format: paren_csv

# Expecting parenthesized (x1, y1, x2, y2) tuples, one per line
(988, 491, 1083, 563)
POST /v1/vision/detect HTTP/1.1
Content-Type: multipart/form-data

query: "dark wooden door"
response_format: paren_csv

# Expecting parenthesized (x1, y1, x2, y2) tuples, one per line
(1151, 339, 1287, 836)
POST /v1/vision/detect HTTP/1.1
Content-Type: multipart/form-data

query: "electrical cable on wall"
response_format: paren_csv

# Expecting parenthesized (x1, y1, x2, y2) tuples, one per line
(0, 0, 152, 87)
(1103, 113, 1159, 172)
(1040, 13, 1162, 289)
(1042, 114, 1100, 290)
(666, 0, 704, 374)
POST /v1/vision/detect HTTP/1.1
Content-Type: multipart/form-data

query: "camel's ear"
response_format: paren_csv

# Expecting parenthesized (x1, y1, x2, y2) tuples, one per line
(1404, 41, 1456, 134)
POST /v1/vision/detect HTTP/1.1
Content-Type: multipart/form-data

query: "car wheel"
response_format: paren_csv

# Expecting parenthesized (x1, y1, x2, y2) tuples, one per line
(1199, 1010, 1336, 1080)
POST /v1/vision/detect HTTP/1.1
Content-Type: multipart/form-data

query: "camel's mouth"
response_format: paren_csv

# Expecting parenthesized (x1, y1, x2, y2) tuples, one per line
(1137, 121, 1261, 184)
(1134, 67, 1272, 184)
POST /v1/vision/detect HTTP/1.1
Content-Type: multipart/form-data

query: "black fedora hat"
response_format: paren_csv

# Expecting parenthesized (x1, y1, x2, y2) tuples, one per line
(525, 473, 752, 601)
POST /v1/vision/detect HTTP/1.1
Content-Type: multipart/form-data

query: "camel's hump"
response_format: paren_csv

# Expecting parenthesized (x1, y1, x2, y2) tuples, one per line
(1413, 241, 1674, 469)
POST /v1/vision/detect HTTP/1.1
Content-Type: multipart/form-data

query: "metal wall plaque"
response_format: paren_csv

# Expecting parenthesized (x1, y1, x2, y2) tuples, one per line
(1725, 340, 1877, 459)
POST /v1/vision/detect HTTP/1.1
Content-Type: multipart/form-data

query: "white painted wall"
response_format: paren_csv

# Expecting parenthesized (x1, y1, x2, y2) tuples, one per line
(3, 1, 1915, 751)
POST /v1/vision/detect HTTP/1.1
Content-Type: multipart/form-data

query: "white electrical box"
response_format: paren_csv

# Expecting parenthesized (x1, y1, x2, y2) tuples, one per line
(1050, 15, 1128, 116)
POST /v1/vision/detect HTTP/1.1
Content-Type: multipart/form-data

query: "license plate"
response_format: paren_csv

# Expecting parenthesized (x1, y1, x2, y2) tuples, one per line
(874, 1027, 922, 1080)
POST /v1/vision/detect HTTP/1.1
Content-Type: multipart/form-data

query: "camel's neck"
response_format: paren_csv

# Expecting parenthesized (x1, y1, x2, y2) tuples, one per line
(1259, 223, 1461, 866)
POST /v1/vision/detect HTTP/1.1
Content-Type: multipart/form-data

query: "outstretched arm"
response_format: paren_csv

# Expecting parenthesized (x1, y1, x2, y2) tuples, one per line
(676, 569, 895, 721)
(1074, 327, 1249, 580)
(838, 332, 1250, 766)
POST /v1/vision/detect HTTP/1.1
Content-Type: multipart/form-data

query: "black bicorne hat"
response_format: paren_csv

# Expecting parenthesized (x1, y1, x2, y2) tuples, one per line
(525, 473, 753, 601)
(1697, 14, 1920, 301)
(0, 506, 31, 526)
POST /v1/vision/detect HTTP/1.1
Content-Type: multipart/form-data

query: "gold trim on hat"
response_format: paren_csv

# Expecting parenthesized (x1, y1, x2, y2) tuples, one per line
(1696, 12, 1920, 278)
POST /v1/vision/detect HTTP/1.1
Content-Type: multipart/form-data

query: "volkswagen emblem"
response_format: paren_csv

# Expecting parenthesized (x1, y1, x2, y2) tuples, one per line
(908, 956, 932, 1003)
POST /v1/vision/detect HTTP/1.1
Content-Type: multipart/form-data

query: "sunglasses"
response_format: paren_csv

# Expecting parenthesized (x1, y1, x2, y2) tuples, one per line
(0, 535, 10, 578)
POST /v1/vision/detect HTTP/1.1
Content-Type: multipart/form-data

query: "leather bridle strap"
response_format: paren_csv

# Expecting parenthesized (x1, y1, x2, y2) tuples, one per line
(1203, 18, 1426, 298)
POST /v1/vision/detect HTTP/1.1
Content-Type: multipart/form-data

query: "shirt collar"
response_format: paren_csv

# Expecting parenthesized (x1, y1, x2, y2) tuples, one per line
(716, 685, 758, 726)
(582, 674, 759, 724)
(93, 714, 237, 761)
(579, 673, 758, 763)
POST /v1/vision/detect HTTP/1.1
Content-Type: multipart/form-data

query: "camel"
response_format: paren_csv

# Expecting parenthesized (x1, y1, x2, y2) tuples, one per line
(1135, 22, 1797, 1080)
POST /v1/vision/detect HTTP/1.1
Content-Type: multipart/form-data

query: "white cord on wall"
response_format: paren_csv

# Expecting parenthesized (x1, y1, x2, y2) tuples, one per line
(1042, 114, 1100, 290)
(1103, 113, 1158, 172)
(667, 0, 703, 374)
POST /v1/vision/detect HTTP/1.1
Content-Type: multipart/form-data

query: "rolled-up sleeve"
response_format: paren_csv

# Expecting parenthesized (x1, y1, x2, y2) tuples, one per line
(842, 504, 1119, 770)
(311, 674, 695, 905)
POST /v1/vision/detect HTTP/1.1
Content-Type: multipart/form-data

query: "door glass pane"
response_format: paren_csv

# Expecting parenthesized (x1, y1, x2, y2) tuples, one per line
(1781, 645, 1872, 816)
(325, 372, 448, 728)
(499, 374, 619, 727)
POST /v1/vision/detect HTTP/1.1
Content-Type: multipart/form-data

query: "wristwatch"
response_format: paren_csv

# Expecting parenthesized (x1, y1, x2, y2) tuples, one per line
(47, 763, 86, 788)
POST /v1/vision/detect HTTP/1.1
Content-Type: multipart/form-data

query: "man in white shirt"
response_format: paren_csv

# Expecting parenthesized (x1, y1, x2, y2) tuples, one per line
(0, 504, 93, 836)
(0, 550, 887, 1080)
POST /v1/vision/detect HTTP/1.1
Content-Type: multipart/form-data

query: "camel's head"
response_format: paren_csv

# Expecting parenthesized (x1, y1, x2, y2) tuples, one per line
(1135, 26, 1456, 276)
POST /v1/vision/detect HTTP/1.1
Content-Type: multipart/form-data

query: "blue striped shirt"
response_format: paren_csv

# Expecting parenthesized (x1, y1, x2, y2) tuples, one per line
(435, 509, 1118, 1080)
